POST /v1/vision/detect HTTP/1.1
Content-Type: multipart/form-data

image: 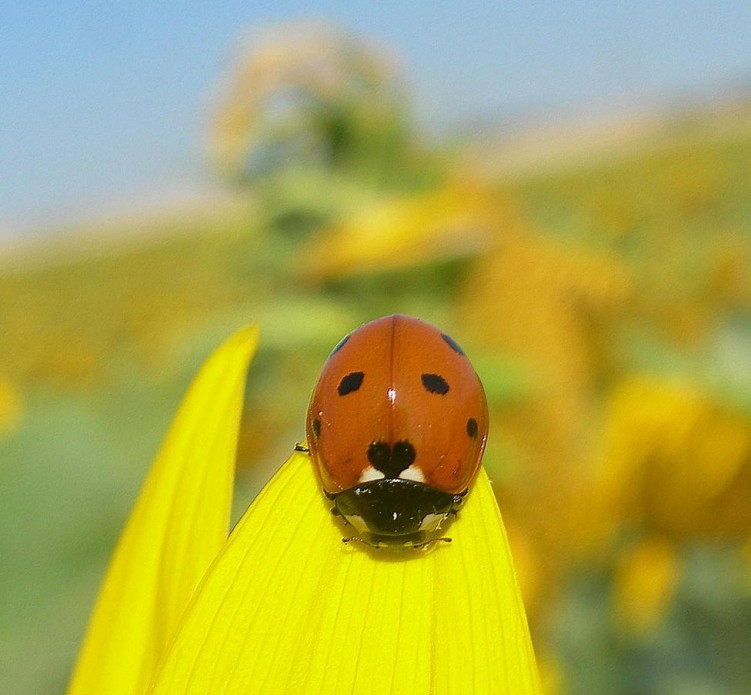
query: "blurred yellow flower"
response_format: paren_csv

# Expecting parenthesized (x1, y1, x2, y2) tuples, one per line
(463, 228, 631, 630)
(613, 538, 680, 636)
(594, 376, 751, 540)
(300, 181, 507, 280)
(68, 326, 541, 695)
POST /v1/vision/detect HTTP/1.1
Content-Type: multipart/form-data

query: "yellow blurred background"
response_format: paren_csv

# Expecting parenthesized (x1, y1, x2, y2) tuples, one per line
(2, 17, 751, 695)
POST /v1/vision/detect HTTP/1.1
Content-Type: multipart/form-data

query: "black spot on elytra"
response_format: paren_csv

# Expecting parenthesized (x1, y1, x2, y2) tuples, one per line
(466, 418, 478, 438)
(421, 373, 449, 395)
(330, 334, 350, 356)
(441, 333, 465, 355)
(367, 440, 416, 478)
(312, 418, 321, 438)
(338, 371, 364, 396)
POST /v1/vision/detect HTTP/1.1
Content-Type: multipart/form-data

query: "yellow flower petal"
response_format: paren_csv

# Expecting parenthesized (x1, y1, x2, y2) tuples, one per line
(150, 452, 541, 694)
(68, 326, 259, 695)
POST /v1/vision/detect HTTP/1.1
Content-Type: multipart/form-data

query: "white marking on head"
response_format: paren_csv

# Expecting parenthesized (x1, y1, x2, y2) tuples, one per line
(399, 464, 426, 483)
(419, 512, 448, 533)
(358, 465, 386, 483)
(343, 514, 369, 534)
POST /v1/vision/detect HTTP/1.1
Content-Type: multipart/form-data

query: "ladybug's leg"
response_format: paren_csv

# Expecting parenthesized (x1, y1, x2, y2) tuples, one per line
(294, 441, 310, 453)
(330, 505, 353, 528)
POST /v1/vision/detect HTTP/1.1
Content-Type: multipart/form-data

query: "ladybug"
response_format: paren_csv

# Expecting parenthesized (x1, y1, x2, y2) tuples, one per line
(305, 314, 488, 548)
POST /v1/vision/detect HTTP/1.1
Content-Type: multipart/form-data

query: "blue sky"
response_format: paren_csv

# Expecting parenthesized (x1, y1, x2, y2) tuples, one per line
(2, 1, 750, 235)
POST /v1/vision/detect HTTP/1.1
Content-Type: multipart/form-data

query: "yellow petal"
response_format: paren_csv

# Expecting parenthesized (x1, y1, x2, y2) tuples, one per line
(150, 452, 541, 694)
(68, 326, 259, 695)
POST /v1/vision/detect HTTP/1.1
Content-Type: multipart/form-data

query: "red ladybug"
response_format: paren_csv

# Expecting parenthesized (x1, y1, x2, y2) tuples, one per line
(305, 314, 488, 548)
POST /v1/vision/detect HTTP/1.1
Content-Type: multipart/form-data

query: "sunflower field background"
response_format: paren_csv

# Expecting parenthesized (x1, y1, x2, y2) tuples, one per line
(2, 22, 751, 695)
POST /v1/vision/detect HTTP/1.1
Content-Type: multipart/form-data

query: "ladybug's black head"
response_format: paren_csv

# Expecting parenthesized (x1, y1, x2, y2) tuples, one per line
(331, 478, 463, 548)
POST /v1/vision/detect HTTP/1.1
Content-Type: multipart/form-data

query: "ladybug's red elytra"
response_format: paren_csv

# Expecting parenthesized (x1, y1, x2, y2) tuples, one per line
(305, 314, 489, 548)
